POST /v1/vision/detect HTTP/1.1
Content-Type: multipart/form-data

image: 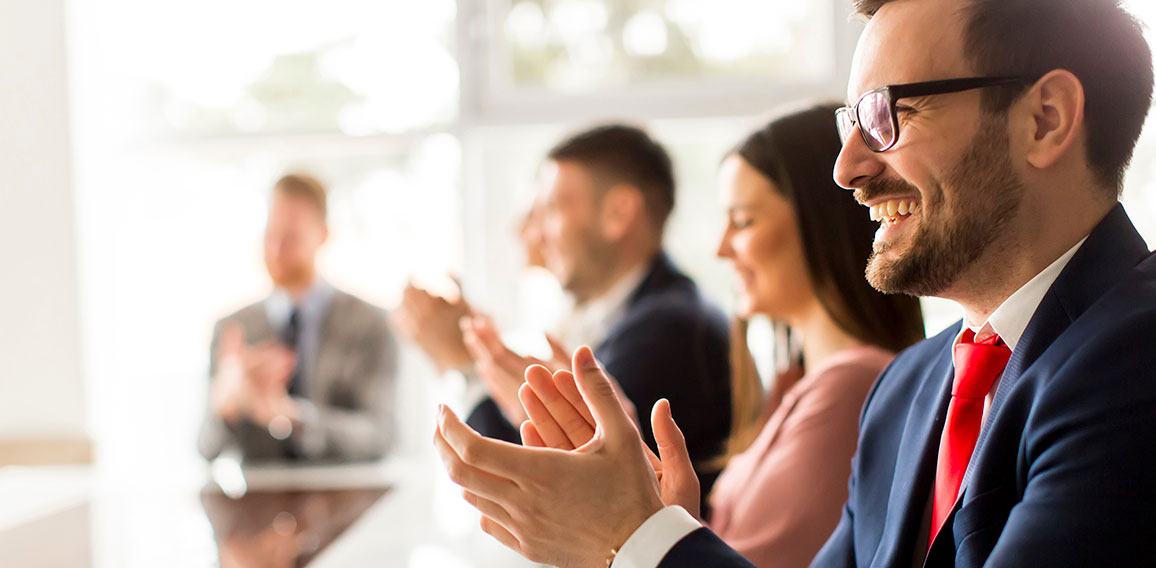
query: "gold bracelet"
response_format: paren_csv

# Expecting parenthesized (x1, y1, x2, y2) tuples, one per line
(606, 547, 619, 567)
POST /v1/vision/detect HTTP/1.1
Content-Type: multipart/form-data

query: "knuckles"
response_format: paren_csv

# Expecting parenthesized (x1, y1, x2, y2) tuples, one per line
(443, 458, 470, 486)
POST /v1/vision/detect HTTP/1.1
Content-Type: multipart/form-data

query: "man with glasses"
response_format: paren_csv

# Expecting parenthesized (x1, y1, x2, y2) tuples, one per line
(432, 0, 1156, 566)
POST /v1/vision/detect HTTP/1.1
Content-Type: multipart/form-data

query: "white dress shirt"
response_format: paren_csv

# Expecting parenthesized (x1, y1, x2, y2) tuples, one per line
(265, 278, 336, 397)
(612, 238, 1088, 568)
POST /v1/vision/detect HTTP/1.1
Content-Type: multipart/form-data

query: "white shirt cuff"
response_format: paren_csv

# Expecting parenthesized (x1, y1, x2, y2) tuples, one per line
(612, 505, 702, 568)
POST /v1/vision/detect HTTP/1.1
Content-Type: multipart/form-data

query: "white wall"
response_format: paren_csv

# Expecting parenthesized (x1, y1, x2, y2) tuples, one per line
(0, 0, 86, 438)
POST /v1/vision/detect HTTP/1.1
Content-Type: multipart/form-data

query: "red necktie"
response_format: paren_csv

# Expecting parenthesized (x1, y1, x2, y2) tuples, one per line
(928, 330, 1012, 548)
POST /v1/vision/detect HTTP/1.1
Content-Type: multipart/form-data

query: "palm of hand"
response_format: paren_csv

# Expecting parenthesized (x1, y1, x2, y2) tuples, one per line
(518, 364, 701, 519)
(433, 347, 668, 567)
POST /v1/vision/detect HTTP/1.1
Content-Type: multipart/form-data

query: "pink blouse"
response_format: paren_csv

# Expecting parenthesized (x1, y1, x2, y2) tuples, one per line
(708, 346, 894, 568)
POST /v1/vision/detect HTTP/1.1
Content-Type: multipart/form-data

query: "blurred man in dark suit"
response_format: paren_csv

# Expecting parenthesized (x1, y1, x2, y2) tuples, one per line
(198, 173, 398, 463)
(461, 125, 732, 497)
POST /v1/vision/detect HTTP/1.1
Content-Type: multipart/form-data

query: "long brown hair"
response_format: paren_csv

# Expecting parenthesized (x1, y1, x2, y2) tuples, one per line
(716, 103, 926, 463)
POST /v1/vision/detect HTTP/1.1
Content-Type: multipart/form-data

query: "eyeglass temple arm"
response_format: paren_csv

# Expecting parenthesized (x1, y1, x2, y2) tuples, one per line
(888, 76, 1027, 99)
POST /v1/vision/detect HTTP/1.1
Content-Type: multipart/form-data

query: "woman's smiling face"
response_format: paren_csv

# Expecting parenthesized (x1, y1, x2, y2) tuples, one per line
(716, 155, 816, 320)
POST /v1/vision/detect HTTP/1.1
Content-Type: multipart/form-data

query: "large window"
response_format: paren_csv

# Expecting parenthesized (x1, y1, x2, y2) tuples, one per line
(69, 0, 467, 475)
(494, 0, 834, 92)
(70, 0, 1156, 477)
(70, 0, 861, 476)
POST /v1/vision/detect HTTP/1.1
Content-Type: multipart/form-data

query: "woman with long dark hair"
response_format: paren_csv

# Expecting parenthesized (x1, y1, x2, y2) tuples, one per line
(701, 103, 924, 567)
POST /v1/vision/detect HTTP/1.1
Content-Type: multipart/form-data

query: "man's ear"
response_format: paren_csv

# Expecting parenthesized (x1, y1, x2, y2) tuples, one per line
(1018, 69, 1086, 171)
(599, 185, 644, 241)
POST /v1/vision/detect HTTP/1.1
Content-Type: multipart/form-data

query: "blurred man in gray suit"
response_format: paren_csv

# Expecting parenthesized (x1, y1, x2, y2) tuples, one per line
(198, 173, 398, 463)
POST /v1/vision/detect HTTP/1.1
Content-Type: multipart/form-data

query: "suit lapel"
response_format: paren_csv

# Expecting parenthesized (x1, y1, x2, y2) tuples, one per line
(961, 204, 1150, 488)
(872, 339, 956, 568)
(960, 291, 1069, 488)
(598, 252, 684, 355)
(245, 304, 275, 344)
(312, 292, 346, 402)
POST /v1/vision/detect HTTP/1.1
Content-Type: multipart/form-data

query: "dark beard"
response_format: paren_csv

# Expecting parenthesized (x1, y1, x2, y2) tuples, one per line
(865, 114, 1024, 296)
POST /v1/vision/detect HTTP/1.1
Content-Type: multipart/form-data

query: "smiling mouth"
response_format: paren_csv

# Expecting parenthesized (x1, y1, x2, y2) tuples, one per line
(868, 197, 921, 226)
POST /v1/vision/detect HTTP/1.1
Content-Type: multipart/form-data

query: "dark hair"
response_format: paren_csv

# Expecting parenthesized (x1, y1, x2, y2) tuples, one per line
(548, 124, 676, 230)
(854, 0, 1154, 192)
(720, 103, 926, 460)
(274, 173, 328, 221)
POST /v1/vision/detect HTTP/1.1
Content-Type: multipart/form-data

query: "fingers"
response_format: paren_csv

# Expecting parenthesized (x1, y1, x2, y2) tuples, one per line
(402, 283, 464, 325)
(473, 318, 528, 376)
(525, 368, 596, 448)
(461, 318, 485, 360)
(551, 369, 596, 426)
(570, 346, 636, 438)
(436, 405, 532, 482)
(434, 430, 519, 504)
(463, 317, 529, 391)
(518, 376, 574, 450)
(479, 515, 522, 555)
(401, 282, 434, 314)
(520, 420, 546, 448)
(462, 489, 516, 528)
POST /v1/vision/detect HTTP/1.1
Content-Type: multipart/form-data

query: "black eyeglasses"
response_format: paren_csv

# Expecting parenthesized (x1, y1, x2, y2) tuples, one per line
(835, 76, 1028, 152)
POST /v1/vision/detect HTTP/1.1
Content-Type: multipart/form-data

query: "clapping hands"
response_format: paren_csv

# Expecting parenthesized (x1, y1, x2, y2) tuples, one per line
(433, 346, 703, 567)
(518, 360, 700, 518)
(210, 324, 298, 427)
(460, 314, 571, 425)
(395, 280, 474, 373)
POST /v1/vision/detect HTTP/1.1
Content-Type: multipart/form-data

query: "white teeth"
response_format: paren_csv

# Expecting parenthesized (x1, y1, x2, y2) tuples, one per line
(867, 198, 921, 224)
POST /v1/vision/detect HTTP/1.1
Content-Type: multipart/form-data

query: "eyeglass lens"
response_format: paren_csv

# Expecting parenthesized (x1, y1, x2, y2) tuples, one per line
(859, 91, 894, 151)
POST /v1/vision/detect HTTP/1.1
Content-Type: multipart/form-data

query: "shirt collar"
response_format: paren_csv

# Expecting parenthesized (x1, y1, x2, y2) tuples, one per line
(959, 237, 1087, 351)
(563, 264, 649, 348)
(266, 278, 335, 329)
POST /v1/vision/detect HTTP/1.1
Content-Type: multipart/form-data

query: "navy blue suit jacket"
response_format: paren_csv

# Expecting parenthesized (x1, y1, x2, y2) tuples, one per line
(467, 252, 733, 497)
(660, 205, 1156, 567)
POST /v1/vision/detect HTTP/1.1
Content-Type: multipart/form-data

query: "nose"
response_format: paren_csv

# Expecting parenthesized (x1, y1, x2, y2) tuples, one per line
(833, 125, 886, 191)
(716, 226, 734, 260)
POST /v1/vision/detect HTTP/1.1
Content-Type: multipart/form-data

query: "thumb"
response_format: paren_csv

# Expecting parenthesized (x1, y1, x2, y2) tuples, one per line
(570, 346, 635, 438)
(652, 399, 700, 515)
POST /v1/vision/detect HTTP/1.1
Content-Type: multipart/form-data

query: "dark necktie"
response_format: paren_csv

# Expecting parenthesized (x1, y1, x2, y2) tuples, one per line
(929, 329, 1012, 548)
(281, 308, 303, 397)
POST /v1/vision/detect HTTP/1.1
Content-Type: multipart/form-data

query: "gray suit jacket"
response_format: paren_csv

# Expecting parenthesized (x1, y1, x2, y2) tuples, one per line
(197, 289, 398, 463)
